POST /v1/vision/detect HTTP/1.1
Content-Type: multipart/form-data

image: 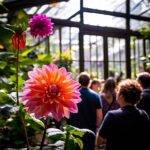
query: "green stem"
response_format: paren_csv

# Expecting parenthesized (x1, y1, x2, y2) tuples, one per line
(20, 113, 30, 150)
(16, 50, 19, 105)
(40, 118, 48, 150)
(16, 38, 30, 149)
(64, 130, 70, 150)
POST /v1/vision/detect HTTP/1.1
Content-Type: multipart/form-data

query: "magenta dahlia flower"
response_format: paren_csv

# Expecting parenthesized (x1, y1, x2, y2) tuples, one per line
(21, 64, 81, 121)
(29, 14, 54, 38)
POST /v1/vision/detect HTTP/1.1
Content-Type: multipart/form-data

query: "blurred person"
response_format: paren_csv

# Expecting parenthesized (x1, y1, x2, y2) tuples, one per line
(90, 78, 101, 93)
(101, 77, 119, 117)
(116, 71, 124, 84)
(137, 72, 150, 117)
(96, 79, 150, 150)
(69, 72, 103, 150)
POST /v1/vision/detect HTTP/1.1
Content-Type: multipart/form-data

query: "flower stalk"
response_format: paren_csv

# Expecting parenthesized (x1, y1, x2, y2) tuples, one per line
(16, 50, 19, 105)
(64, 130, 70, 150)
(40, 118, 48, 150)
(15, 33, 30, 149)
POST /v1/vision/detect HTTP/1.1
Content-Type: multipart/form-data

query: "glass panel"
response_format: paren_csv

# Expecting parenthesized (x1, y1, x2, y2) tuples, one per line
(97, 36, 103, 61)
(97, 61, 104, 79)
(50, 29, 59, 54)
(130, 37, 147, 78)
(130, 0, 150, 17)
(46, 0, 80, 19)
(120, 39, 126, 61)
(71, 14, 80, 22)
(84, 61, 91, 72)
(108, 37, 126, 77)
(145, 40, 150, 55)
(130, 19, 150, 31)
(72, 61, 79, 75)
(70, 28, 79, 61)
(61, 27, 70, 51)
(84, 35, 90, 61)
(84, 0, 126, 13)
(91, 61, 97, 77)
(84, 35, 104, 78)
(25, 0, 80, 19)
(84, 13, 125, 29)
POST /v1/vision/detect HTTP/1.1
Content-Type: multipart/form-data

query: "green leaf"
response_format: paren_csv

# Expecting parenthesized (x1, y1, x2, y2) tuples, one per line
(0, 61, 7, 69)
(20, 48, 33, 57)
(0, 104, 18, 118)
(10, 10, 29, 31)
(0, 52, 14, 60)
(66, 138, 78, 150)
(65, 125, 85, 137)
(47, 128, 65, 141)
(79, 128, 95, 137)
(18, 75, 25, 89)
(26, 114, 45, 129)
(74, 138, 83, 150)
(0, 90, 14, 105)
(0, 25, 14, 42)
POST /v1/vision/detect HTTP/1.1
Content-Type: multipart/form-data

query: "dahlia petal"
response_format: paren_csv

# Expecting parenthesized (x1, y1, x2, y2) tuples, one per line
(63, 107, 70, 119)
(22, 64, 81, 121)
(29, 14, 53, 38)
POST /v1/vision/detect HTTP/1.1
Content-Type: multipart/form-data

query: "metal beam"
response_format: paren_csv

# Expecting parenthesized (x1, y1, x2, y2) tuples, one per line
(52, 18, 142, 38)
(1, 0, 68, 13)
(83, 7, 150, 22)
(67, 10, 80, 20)
(125, 0, 131, 78)
(79, 0, 84, 72)
(83, 8, 126, 18)
(139, 8, 150, 16)
(103, 36, 108, 79)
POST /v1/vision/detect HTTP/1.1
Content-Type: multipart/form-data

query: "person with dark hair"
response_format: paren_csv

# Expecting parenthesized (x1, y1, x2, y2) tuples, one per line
(69, 72, 103, 150)
(137, 72, 150, 117)
(96, 79, 150, 150)
(90, 78, 101, 93)
(101, 77, 119, 117)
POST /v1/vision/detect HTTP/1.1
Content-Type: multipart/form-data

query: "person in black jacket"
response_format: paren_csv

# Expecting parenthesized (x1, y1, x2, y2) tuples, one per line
(137, 72, 150, 117)
(96, 79, 150, 150)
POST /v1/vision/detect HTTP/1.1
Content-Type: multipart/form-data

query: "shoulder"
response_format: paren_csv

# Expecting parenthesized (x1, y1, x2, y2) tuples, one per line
(108, 108, 122, 115)
(104, 108, 122, 120)
(141, 89, 150, 97)
(88, 89, 100, 98)
(138, 108, 149, 120)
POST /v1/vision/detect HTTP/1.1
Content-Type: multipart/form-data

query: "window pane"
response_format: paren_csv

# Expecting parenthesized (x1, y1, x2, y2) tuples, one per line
(130, 20, 150, 31)
(84, 13, 125, 29)
(84, 0, 126, 13)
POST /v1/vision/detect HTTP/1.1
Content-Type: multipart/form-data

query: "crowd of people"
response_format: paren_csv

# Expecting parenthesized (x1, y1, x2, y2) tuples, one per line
(69, 71, 150, 150)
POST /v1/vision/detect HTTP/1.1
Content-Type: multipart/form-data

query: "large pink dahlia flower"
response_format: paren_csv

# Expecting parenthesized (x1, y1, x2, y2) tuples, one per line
(21, 64, 81, 121)
(29, 14, 54, 38)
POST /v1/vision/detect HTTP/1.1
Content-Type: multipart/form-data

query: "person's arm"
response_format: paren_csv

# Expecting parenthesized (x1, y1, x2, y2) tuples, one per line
(96, 108, 103, 132)
(95, 112, 113, 147)
(95, 132, 106, 148)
